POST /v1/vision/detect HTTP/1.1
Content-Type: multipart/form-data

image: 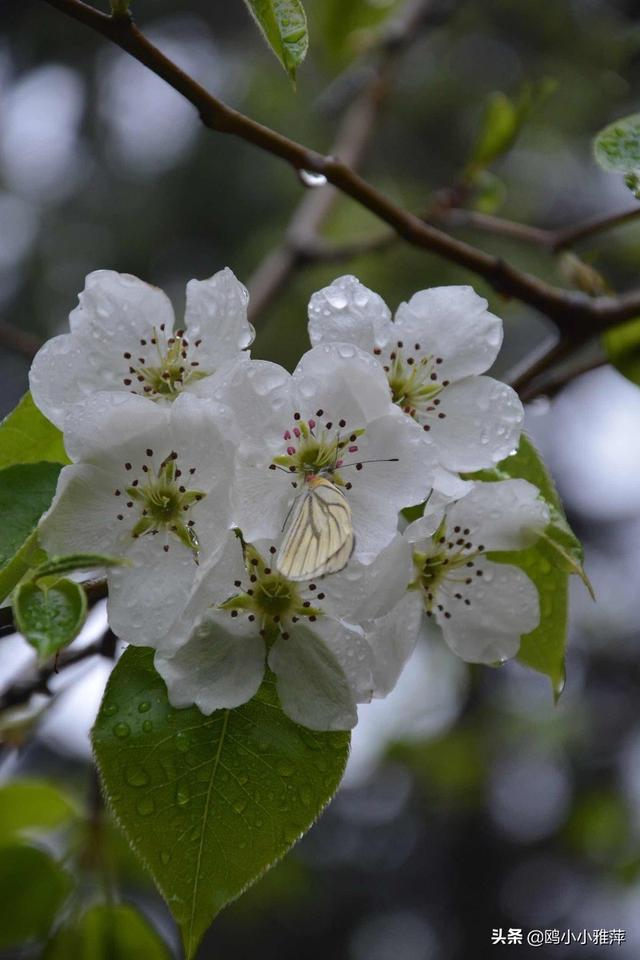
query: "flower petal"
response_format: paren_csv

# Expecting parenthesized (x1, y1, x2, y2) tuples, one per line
(346, 412, 434, 561)
(38, 463, 126, 555)
(320, 534, 413, 623)
(394, 286, 503, 380)
(154, 610, 265, 713)
(438, 559, 540, 663)
(424, 376, 523, 473)
(307, 275, 392, 352)
(29, 333, 98, 430)
(293, 342, 393, 426)
(365, 590, 424, 697)
(69, 269, 175, 342)
(62, 391, 169, 464)
(184, 267, 254, 368)
(268, 622, 359, 730)
(446, 478, 550, 552)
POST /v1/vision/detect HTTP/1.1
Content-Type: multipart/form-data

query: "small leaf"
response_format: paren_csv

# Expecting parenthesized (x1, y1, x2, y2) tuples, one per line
(243, 0, 309, 81)
(43, 904, 171, 960)
(0, 392, 68, 469)
(0, 843, 73, 948)
(467, 79, 556, 179)
(470, 434, 586, 695)
(0, 780, 76, 845)
(594, 113, 640, 199)
(14, 578, 88, 660)
(33, 553, 127, 582)
(93, 647, 349, 959)
(603, 316, 640, 386)
(0, 462, 62, 603)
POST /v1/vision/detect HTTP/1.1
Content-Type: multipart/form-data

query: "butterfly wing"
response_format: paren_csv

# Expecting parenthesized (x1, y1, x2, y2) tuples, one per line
(276, 477, 354, 581)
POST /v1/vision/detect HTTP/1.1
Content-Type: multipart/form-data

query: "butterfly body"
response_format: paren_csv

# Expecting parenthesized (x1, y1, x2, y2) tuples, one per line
(276, 474, 354, 582)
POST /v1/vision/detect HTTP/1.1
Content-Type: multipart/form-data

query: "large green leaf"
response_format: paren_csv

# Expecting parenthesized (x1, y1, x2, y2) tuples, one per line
(471, 434, 586, 695)
(603, 317, 640, 387)
(594, 113, 640, 198)
(243, 0, 308, 81)
(43, 904, 170, 960)
(93, 647, 350, 958)
(0, 780, 76, 845)
(14, 578, 88, 660)
(0, 462, 62, 603)
(0, 391, 68, 469)
(0, 843, 73, 948)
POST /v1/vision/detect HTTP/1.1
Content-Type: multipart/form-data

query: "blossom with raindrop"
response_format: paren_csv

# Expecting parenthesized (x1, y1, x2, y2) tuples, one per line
(405, 478, 549, 663)
(30, 267, 254, 429)
(308, 275, 523, 496)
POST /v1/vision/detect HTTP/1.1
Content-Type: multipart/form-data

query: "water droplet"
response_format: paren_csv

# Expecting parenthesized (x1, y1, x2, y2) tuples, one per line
(113, 722, 130, 739)
(175, 732, 190, 752)
(103, 704, 117, 717)
(277, 760, 295, 777)
(138, 701, 151, 713)
(299, 169, 328, 188)
(142, 719, 153, 733)
(136, 797, 155, 817)
(125, 764, 149, 787)
(176, 782, 190, 806)
(233, 798, 247, 814)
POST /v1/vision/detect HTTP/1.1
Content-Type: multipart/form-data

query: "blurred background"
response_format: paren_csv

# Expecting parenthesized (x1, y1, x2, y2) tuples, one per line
(2, 0, 640, 957)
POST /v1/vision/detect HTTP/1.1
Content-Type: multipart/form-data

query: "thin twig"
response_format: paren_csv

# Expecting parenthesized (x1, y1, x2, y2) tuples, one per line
(0, 628, 116, 713)
(519, 355, 608, 403)
(40, 0, 640, 336)
(248, 0, 450, 322)
(0, 322, 43, 360)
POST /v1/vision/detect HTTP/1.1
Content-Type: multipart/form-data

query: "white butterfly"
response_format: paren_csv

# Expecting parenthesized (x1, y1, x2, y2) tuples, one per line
(276, 474, 354, 582)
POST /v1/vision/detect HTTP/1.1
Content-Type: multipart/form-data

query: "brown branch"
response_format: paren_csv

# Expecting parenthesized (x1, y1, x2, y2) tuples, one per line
(0, 627, 116, 713)
(40, 0, 640, 338)
(519, 354, 608, 403)
(248, 0, 449, 322)
(0, 322, 43, 360)
(432, 204, 640, 252)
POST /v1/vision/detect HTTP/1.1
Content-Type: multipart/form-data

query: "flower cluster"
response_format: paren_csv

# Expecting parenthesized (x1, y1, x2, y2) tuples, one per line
(31, 269, 549, 730)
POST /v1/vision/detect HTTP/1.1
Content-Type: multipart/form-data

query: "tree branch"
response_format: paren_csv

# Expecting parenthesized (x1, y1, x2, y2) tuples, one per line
(0, 628, 117, 713)
(248, 0, 456, 322)
(40, 0, 640, 337)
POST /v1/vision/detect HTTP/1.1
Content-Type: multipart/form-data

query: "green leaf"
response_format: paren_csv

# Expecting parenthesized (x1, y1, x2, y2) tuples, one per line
(314, 0, 401, 64)
(594, 114, 640, 199)
(33, 553, 127, 582)
(603, 316, 640, 386)
(471, 434, 586, 695)
(43, 904, 171, 960)
(467, 79, 556, 179)
(243, 0, 308, 81)
(93, 647, 350, 959)
(0, 392, 68, 469)
(0, 843, 73, 948)
(0, 780, 76, 845)
(0, 462, 62, 603)
(594, 112, 640, 172)
(14, 578, 88, 660)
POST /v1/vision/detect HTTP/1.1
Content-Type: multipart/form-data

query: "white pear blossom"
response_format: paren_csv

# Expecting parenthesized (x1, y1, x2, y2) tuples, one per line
(406, 479, 550, 663)
(154, 530, 422, 731)
(308, 275, 523, 496)
(29, 267, 254, 429)
(208, 344, 435, 565)
(38, 390, 235, 645)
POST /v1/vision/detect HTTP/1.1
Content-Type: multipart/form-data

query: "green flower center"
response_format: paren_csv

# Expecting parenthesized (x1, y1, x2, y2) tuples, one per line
(121, 324, 209, 399)
(269, 414, 365, 490)
(114, 450, 205, 557)
(373, 341, 451, 431)
(412, 521, 486, 619)
(219, 541, 324, 638)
